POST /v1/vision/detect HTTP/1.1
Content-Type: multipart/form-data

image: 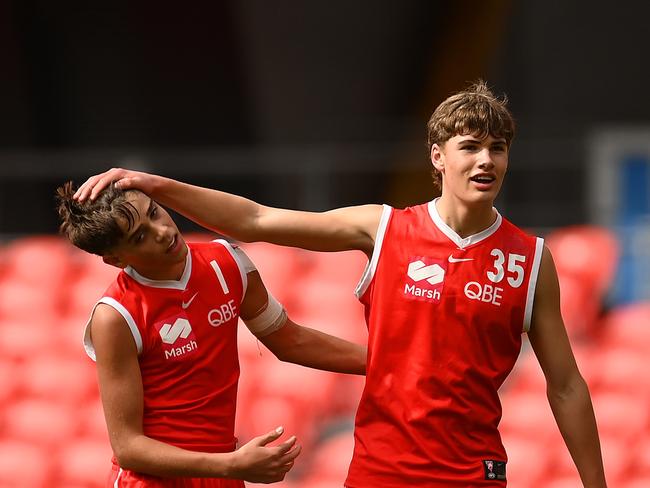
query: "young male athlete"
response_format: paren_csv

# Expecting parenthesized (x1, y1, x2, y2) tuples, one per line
(56, 182, 366, 487)
(75, 82, 607, 487)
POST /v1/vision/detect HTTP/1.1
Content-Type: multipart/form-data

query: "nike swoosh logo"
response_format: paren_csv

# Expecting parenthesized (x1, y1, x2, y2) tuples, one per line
(182, 292, 199, 309)
(448, 256, 474, 263)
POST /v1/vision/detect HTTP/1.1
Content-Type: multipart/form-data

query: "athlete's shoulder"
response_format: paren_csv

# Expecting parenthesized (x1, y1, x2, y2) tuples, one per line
(102, 270, 133, 299)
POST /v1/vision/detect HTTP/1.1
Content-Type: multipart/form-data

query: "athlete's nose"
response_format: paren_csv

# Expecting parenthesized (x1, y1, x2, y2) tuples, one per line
(153, 224, 169, 243)
(477, 148, 495, 169)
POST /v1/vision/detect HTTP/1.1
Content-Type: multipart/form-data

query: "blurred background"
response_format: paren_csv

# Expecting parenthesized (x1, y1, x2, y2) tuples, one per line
(0, 1, 649, 486)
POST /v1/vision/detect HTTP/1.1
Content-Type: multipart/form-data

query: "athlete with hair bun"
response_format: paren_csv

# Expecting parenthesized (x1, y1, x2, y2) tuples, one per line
(56, 182, 366, 487)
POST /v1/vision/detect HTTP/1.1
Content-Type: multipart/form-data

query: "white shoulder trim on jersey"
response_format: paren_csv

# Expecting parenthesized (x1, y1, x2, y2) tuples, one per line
(523, 237, 545, 332)
(124, 247, 192, 290)
(354, 204, 392, 299)
(212, 239, 249, 300)
(83, 297, 144, 361)
(428, 198, 502, 249)
(113, 467, 123, 488)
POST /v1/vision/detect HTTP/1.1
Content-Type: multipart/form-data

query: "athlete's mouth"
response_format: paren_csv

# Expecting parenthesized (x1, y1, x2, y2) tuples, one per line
(167, 235, 177, 253)
(469, 173, 496, 184)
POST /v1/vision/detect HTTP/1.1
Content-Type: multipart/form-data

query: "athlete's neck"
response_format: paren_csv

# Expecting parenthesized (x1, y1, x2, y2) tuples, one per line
(435, 196, 497, 239)
(128, 245, 189, 282)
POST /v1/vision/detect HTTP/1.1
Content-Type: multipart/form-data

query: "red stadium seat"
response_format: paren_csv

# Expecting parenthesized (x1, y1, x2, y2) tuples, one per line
(302, 250, 368, 288)
(4, 399, 79, 447)
(591, 392, 649, 442)
(622, 479, 650, 488)
(0, 279, 62, 320)
(555, 274, 601, 339)
(550, 435, 629, 485)
(545, 225, 619, 293)
(298, 481, 345, 488)
(594, 347, 650, 397)
(0, 440, 54, 487)
(0, 320, 53, 363)
(3, 236, 75, 288)
(21, 354, 96, 405)
(635, 436, 650, 477)
(302, 430, 354, 484)
(236, 396, 315, 450)
(545, 225, 619, 339)
(289, 278, 368, 344)
(500, 391, 557, 444)
(544, 475, 584, 488)
(240, 242, 305, 307)
(0, 359, 18, 407)
(57, 438, 113, 487)
(501, 435, 550, 487)
(599, 302, 650, 353)
(78, 399, 110, 441)
(505, 349, 547, 395)
(254, 360, 338, 412)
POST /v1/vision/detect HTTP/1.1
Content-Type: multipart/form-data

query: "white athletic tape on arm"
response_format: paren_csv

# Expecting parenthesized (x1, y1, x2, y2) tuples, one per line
(243, 293, 287, 338)
(232, 245, 257, 274)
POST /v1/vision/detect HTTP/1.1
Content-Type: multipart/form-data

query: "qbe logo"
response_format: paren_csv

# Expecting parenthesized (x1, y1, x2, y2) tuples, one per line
(403, 257, 446, 302)
(156, 316, 199, 360)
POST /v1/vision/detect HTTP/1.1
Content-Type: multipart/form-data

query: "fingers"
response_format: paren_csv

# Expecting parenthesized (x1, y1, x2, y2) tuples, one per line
(74, 168, 127, 202)
(255, 426, 285, 447)
(277, 443, 301, 465)
(275, 435, 297, 454)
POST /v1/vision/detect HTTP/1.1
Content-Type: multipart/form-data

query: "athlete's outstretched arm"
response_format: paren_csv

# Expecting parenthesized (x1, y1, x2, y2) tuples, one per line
(74, 168, 382, 256)
(528, 247, 607, 488)
(241, 270, 367, 375)
(90, 304, 301, 482)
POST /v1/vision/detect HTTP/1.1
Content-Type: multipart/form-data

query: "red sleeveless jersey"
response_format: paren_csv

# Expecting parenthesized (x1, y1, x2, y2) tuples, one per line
(84, 240, 247, 453)
(347, 201, 544, 487)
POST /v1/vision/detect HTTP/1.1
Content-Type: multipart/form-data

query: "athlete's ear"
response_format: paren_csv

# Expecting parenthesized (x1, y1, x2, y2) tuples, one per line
(431, 143, 444, 173)
(103, 254, 126, 269)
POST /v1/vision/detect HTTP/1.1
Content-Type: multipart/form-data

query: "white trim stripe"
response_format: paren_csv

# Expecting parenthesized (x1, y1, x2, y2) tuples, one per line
(210, 259, 230, 295)
(523, 237, 545, 332)
(354, 205, 392, 299)
(427, 198, 502, 249)
(114, 467, 123, 488)
(213, 239, 249, 299)
(124, 246, 192, 290)
(83, 297, 144, 361)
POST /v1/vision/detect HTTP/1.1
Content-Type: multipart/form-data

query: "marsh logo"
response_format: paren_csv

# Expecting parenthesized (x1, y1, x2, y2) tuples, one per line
(156, 317, 198, 360)
(404, 258, 446, 302)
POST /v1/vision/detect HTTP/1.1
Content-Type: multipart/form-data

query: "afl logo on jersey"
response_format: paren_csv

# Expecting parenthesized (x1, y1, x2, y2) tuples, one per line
(404, 257, 447, 302)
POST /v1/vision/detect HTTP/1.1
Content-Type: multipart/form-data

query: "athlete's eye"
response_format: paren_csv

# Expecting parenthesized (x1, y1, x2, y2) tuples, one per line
(135, 232, 145, 243)
(150, 206, 158, 218)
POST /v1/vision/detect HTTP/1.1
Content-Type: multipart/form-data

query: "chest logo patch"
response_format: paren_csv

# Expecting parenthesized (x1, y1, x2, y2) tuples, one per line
(404, 258, 446, 302)
(156, 316, 199, 360)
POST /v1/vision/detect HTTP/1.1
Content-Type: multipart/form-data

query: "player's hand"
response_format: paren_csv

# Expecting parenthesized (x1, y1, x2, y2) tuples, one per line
(74, 167, 158, 202)
(228, 426, 301, 483)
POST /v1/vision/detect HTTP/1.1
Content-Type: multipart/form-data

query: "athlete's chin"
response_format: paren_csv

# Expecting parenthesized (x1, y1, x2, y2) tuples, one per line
(462, 190, 498, 205)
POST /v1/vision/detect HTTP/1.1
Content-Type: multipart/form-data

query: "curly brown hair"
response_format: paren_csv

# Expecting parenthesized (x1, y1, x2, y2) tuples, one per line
(55, 181, 140, 256)
(426, 80, 515, 189)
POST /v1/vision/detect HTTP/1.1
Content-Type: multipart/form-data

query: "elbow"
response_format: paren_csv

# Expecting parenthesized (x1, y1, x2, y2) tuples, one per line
(111, 437, 140, 471)
(547, 373, 588, 403)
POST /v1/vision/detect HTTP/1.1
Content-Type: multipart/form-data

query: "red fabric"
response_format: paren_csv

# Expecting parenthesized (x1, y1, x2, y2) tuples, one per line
(108, 462, 245, 487)
(347, 202, 540, 487)
(101, 241, 243, 454)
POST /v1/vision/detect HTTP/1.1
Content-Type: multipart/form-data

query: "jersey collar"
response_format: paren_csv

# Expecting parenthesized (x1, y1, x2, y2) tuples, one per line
(427, 198, 502, 249)
(124, 245, 192, 290)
